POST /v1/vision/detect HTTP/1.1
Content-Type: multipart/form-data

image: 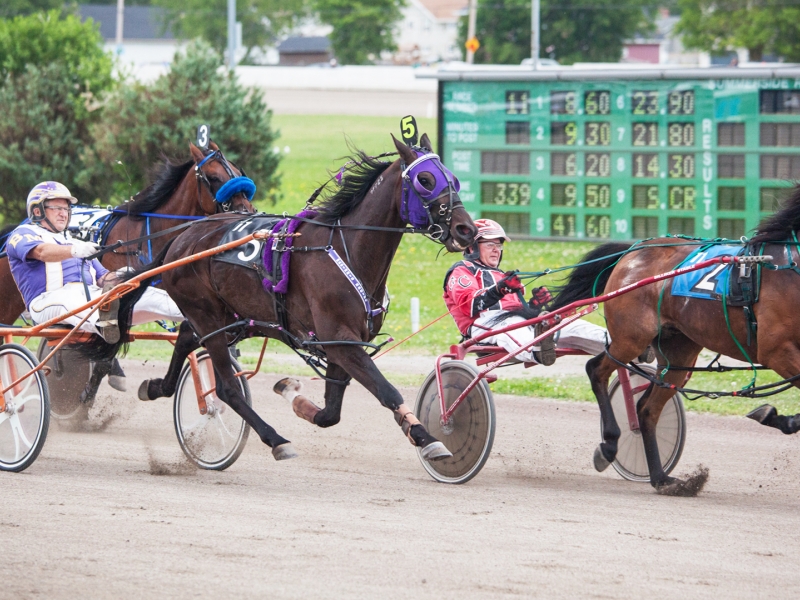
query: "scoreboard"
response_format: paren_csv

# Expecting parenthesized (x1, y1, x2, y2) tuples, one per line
(430, 67, 800, 240)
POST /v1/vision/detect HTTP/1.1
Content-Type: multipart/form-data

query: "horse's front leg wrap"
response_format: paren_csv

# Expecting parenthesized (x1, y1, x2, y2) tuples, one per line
(394, 404, 422, 445)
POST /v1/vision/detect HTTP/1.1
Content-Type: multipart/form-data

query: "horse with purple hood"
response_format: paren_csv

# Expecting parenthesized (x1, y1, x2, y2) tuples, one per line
(92, 131, 477, 467)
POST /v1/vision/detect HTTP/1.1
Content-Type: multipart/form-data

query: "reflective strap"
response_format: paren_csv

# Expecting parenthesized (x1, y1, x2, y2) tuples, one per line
(326, 247, 378, 316)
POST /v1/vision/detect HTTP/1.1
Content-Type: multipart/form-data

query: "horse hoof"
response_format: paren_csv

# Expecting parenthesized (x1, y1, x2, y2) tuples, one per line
(420, 441, 452, 462)
(654, 466, 709, 497)
(108, 374, 127, 392)
(137, 380, 152, 401)
(273, 377, 302, 397)
(272, 442, 298, 461)
(747, 404, 776, 424)
(593, 445, 611, 472)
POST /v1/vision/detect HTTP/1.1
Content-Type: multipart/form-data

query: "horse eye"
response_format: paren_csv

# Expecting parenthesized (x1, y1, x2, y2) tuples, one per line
(419, 174, 434, 189)
(208, 175, 222, 183)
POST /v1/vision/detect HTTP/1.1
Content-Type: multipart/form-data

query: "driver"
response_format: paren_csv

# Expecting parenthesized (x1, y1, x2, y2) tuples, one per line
(6, 181, 184, 344)
(443, 218, 609, 365)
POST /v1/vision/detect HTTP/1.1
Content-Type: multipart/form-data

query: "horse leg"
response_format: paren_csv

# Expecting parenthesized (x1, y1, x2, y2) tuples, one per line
(747, 341, 800, 434)
(204, 334, 296, 460)
(586, 352, 622, 471)
(79, 357, 115, 406)
(273, 363, 348, 427)
(638, 338, 707, 495)
(107, 358, 126, 392)
(138, 320, 199, 400)
(324, 345, 452, 461)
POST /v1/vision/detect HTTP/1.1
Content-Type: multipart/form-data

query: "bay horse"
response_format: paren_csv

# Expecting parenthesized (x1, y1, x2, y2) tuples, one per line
(0, 141, 255, 326)
(108, 133, 477, 463)
(551, 182, 800, 494)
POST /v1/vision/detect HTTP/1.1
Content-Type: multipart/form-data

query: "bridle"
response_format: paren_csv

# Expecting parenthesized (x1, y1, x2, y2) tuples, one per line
(194, 149, 257, 212)
(400, 149, 464, 243)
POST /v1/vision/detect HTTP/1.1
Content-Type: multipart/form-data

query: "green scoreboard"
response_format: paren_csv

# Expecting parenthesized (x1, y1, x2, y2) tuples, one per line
(430, 67, 800, 240)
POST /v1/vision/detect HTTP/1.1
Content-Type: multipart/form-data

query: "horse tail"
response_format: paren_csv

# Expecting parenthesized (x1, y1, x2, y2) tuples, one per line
(78, 239, 176, 362)
(549, 242, 632, 311)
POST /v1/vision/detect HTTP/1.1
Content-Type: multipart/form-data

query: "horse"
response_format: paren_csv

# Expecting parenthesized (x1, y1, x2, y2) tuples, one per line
(0, 141, 255, 326)
(550, 182, 800, 495)
(0, 141, 255, 408)
(103, 132, 477, 463)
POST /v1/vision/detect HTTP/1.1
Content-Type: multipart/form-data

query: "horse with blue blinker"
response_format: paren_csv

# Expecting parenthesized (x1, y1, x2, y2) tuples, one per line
(100, 125, 477, 465)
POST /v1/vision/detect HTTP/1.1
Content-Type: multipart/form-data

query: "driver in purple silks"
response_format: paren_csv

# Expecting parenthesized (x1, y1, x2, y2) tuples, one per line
(443, 218, 611, 365)
(6, 181, 184, 345)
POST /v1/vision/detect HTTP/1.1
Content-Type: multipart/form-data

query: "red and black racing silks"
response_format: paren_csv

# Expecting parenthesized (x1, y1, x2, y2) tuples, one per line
(443, 259, 525, 335)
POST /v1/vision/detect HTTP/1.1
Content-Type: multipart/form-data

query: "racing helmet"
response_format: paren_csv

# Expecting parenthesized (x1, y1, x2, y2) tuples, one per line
(26, 181, 78, 222)
(464, 218, 510, 261)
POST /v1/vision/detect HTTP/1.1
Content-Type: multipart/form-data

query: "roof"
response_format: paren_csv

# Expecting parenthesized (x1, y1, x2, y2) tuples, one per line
(416, 0, 467, 21)
(78, 4, 174, 40)
(277, 37, 331, 54)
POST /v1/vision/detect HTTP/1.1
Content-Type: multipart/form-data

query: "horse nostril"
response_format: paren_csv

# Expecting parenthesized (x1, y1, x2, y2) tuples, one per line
(456, 223, 477, 242)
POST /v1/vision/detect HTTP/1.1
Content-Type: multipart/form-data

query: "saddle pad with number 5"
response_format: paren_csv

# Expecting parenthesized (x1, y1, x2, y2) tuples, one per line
(214, 216, 279, 272)
(670, 244, 743, 301)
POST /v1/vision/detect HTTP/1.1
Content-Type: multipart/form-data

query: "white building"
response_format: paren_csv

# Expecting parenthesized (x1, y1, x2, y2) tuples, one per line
(392, 0, 465, 65)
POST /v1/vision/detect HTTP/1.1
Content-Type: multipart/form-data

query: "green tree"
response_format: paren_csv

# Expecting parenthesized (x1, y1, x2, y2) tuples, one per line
(84, 41, 281, 204)
(458, 0, 653, 65)
(154, 0, 305, 64)
(0, 10, 115, 114)
(0, 63, 101, 221)
(674, 0, 800, 62)
(0, 0, 63, 20)
(313, 0, 404, 65)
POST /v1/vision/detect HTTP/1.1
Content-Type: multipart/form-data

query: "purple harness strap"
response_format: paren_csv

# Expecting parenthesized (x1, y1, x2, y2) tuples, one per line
(262, 209, 318, 294)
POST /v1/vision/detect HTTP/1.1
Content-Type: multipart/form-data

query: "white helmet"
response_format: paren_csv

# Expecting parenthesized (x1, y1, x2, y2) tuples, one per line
(27, 181, 77, 222)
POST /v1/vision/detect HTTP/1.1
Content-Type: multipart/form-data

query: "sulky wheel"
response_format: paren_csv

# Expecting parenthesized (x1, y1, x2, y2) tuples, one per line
(414, 360, 495, 484)
(0, 344, 50, 472)
(36, 338, 92, 421)
(173, 351, 250, 470)
(607, 364, 687, 482)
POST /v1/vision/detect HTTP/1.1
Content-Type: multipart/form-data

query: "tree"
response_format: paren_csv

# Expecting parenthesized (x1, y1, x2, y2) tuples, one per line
(0, 0, 63, 20)
(313, 0, 404, 65)
(0, 63, 101, 221)
(84, 41, 282, 203)
(674, 0, 800, 62)
(458, 0, 653, 65)
(154, 0, 305, 64)
(0, 10, 115, 114)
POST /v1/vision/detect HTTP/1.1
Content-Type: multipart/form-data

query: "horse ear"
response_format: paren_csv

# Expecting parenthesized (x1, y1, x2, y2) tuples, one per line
(392, 133, 417, 165)
(189, 143, 205, 162)
(420, 133, 433, 152)
(209, 140, 220, 151)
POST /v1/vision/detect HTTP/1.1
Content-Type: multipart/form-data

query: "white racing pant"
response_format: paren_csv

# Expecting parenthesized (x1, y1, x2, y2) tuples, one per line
(470, 310, 609, 364)
(29, 282, 183, 335)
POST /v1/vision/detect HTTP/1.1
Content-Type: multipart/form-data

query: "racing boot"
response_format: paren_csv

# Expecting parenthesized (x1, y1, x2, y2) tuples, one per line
(533, 317, 556, 366)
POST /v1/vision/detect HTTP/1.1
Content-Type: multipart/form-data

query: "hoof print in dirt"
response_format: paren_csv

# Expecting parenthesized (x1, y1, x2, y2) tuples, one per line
(655, 466, 709, 497)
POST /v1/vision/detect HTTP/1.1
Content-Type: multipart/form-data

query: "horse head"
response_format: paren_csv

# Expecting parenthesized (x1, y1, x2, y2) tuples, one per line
(392, 133, 477, 252)
(189, 141, 256, 214)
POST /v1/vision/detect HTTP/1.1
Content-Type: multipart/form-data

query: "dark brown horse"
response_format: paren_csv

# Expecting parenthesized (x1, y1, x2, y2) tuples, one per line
(0, 142, 254, 326)
(109, 133, 477, 463)
(551, 183, 800, 494)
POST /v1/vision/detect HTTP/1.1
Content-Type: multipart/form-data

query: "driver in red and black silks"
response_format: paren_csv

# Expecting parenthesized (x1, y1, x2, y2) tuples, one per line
(443, 218, 609, 365)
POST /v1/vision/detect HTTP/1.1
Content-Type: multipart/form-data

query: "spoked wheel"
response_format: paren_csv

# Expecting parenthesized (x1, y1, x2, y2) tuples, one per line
(414, 360, 495, 484)
(173, 351, 250, 470)
(607, 364, 687, 482)
(0, 344, 50, 472)
(36, 338, 92, 421)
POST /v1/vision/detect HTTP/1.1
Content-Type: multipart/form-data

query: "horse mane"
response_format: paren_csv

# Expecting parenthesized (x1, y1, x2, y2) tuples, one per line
(316, 150, 393, 223)
(750, 183, 800, 243)
(0, 224, 15, 238)
(119, 157, 194, 217)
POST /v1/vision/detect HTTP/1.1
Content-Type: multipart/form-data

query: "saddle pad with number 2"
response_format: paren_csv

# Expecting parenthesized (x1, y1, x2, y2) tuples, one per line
(670, 244, 743, 301)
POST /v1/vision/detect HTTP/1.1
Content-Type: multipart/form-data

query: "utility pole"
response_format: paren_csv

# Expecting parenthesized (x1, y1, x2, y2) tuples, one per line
(227, 0, 236, 69)
(115, 0, 124, 49)
(466, 0, 478, 64)
(531, 0, 540, 69)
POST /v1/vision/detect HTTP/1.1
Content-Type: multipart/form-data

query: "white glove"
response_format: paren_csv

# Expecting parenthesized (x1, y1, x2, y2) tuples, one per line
(70, 240, 100, 259)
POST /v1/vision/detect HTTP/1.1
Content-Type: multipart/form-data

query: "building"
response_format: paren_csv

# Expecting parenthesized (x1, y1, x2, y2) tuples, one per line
(276, 37, 331, 66)
(393, 0, 465, 65)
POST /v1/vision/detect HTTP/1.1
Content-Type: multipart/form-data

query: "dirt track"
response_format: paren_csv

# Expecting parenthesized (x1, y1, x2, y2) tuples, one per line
(4, 358, 800, 599)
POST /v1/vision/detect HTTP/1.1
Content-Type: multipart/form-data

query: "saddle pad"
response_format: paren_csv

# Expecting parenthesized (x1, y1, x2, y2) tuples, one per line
(214, 215, 279, 269)
(670, 244, 742, 301)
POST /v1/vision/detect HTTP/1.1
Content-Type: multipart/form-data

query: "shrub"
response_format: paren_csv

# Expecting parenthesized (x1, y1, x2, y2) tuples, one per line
(86, 40, 281, 203)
